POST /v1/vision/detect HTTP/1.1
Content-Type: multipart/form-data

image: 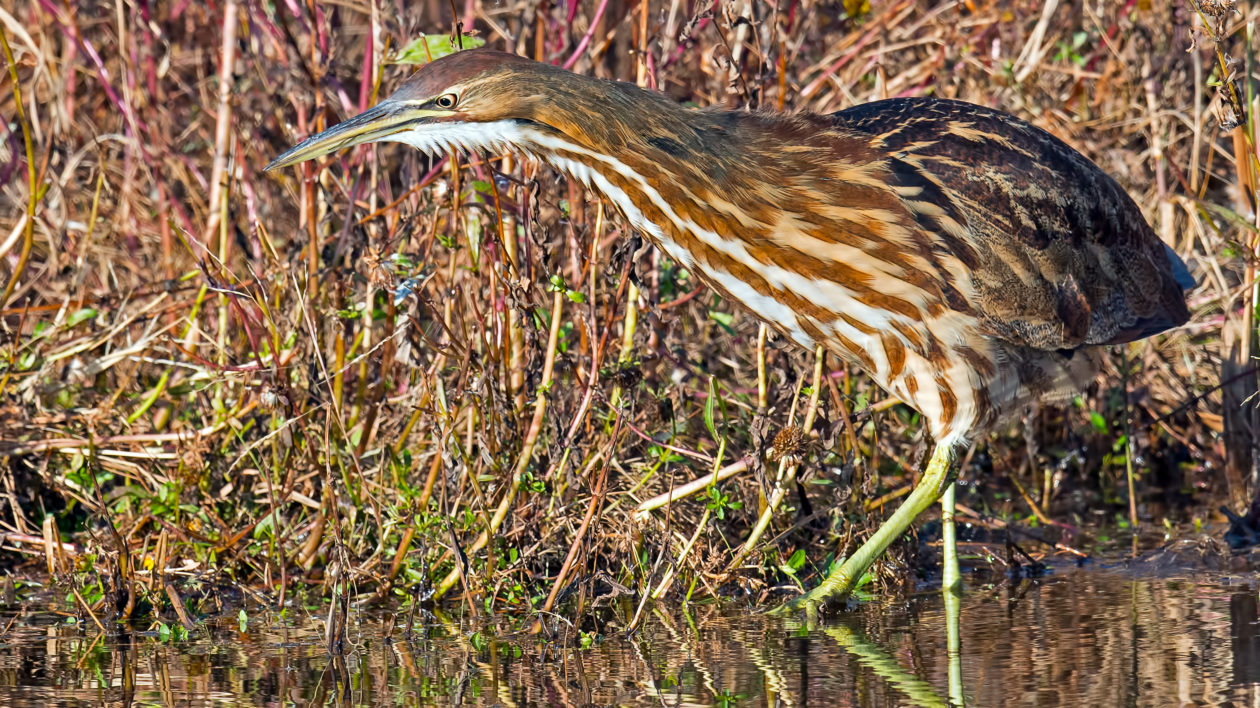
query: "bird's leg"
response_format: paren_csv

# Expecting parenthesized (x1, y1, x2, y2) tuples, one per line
(777, 442, 957, 616)
(941, 480, 960, 595)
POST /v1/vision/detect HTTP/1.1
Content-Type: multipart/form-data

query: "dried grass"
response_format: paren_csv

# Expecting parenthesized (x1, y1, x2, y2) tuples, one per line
(0, 0, 1252, 628)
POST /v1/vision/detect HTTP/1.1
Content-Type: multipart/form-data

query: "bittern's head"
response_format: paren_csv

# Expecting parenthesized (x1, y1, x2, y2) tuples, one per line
(266, 49, 676, 172)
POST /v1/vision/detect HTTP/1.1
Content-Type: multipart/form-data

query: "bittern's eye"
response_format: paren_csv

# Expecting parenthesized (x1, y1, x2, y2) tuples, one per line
(434, 93, 458, 109)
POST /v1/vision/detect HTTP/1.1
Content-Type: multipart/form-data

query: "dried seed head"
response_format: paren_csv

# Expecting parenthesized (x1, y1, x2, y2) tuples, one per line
(1200, 0, 1238, 20)
(259, 385, 287, 410)
(769, 425, 805, 463)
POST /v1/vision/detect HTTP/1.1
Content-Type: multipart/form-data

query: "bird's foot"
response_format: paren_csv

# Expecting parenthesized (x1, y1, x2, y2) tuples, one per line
(769, 570, 861, 620)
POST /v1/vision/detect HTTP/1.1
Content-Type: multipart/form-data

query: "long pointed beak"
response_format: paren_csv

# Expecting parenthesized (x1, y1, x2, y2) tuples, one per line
(265, 101, 447, 171)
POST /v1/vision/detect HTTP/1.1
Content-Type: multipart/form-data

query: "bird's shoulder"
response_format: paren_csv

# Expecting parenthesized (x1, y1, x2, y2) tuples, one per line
(825, 97, 1189, 350)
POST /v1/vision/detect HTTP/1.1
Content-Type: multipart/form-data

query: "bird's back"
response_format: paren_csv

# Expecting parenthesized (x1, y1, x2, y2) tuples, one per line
(830, 97, 1190, 351)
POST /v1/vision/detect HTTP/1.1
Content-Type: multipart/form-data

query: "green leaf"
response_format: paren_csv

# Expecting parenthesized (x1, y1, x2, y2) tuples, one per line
(853, 393, 869, 412)
(1200, 200, 1260, 233)
(1089, 411, 1108, 434)
(648, 444, 683, 464)
(388, 252, 416, 270)
(253, 510, 278, 540)
(67, 308, 97, 327)
(470, 180, 494, 200)
(465, 214, 482, 266)
(708, 309, 735, 332)
(16, 351, 37, 371)
(394, 34, 486, 65)
(703, 376, 719, 441)
(238, 609, 248, 633)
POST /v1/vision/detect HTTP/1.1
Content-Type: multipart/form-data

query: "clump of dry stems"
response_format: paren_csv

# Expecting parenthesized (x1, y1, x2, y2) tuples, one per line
(0, 0, 1252, 632)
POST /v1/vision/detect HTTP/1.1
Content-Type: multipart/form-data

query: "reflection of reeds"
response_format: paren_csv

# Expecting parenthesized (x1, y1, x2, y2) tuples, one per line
(0, 0, 1245, 630)
(0, 573, 1225, 700)
(0, 573, 1253, 704)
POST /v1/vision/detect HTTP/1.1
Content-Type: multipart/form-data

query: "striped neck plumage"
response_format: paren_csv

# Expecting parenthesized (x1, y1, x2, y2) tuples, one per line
(385, 111, 700, 256)
(387, 117, 642, 191)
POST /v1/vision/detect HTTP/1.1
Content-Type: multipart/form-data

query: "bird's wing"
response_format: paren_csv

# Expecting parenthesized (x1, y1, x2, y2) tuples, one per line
(830, 97, 1190, 351)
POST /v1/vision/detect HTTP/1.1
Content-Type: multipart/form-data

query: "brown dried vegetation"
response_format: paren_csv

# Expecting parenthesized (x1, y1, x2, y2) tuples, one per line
(0, 0, 1253, 629)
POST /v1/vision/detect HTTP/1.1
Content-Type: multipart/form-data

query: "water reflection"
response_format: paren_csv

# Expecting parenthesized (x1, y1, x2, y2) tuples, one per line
(0, 570, 1254, 706)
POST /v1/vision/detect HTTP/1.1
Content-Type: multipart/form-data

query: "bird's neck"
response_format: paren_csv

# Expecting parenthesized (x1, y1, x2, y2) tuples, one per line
(522, 93, 780, 270)
(526, 107, 813, 355)
(521, 95, 931, 360)
(527, 115, 725, 276)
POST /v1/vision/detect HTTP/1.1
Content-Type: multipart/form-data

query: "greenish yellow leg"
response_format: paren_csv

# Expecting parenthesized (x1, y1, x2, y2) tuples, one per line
(777, 443, 957, 616)
(941, 480, 960, 595)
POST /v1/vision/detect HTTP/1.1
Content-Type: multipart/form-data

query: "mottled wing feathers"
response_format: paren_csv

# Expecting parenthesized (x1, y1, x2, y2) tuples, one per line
(831, 97, 1190, 351)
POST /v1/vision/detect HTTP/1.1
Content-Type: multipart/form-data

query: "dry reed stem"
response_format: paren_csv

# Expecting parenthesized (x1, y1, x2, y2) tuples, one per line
(0, 25, 36, 308)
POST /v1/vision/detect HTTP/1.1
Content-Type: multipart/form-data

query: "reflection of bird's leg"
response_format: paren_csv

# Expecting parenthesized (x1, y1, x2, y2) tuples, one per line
(942, 479, 965, 706)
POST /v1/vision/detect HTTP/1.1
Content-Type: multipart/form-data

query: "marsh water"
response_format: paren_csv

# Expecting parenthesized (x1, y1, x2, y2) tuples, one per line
(0, 548, 1256, 707)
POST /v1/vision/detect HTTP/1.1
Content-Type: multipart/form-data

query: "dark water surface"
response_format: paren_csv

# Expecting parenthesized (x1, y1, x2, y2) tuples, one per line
(0, 566, 1256, 707)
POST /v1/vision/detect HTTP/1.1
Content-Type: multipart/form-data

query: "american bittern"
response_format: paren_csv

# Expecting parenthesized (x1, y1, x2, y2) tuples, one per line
(268, 49, 1192, 611)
